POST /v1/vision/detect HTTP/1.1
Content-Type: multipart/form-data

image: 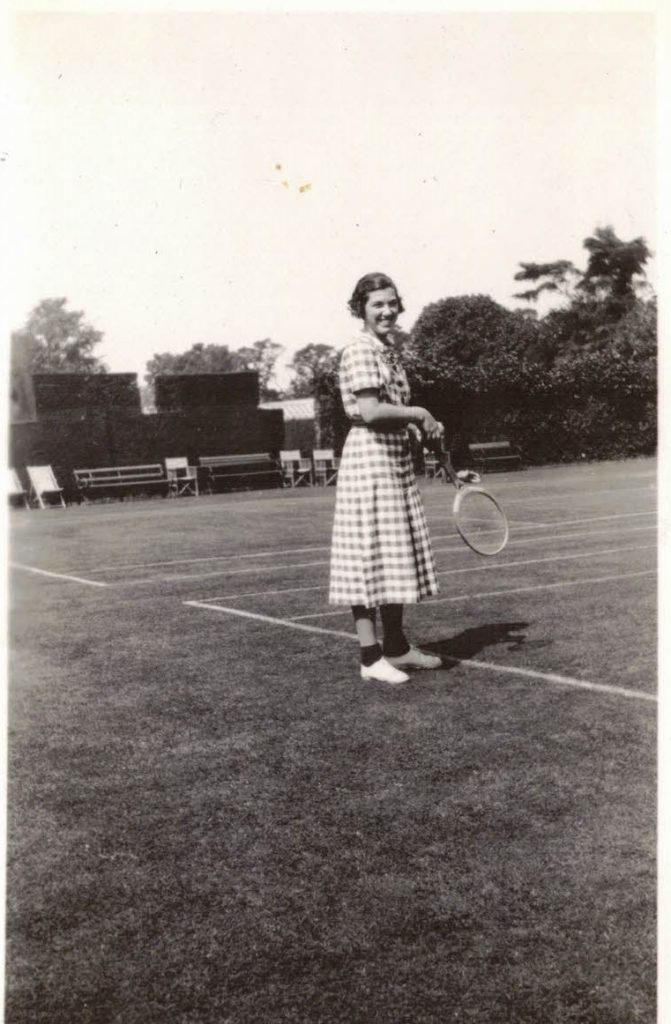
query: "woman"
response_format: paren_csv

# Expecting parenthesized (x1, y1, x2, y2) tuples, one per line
(328, 272, 444, 685)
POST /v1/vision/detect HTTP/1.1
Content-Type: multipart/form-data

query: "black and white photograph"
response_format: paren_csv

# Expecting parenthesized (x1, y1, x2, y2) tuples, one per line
(4, 4, 665, 1022)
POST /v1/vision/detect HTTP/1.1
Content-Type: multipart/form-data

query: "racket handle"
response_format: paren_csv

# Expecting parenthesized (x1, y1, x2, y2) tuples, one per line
(426, 435, 448, 456)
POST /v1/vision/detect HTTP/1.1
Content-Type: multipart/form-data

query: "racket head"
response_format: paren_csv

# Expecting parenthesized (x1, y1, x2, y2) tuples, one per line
(453, 485, 509, 556)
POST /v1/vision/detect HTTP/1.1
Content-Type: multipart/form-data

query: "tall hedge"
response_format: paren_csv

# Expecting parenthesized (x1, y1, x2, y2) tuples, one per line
(314, 347, 656, 465)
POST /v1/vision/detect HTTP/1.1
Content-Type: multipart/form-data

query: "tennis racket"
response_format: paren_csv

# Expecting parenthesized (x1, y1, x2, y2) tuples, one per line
(429, 441, 509, 556)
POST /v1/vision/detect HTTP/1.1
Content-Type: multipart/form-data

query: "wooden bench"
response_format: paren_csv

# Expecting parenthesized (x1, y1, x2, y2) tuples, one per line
(73, 464, 168, 500)
(468, 441, 522, 473)
(198, 454, 283, 493)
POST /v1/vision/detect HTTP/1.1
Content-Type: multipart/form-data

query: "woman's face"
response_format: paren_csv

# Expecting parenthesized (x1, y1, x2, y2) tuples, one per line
(362, 287, 400, 340)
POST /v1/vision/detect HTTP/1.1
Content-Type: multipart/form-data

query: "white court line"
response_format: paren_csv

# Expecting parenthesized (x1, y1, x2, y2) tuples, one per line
(110, 522, 656, 586)
(10, 562, 108, 588)
(450, 657, 656, 702)
(434, 483, 657, 509)
(207, 582, 326, 600)
(62, 508, 655, 576)
(76, 544, 331, 574)
(189, 543, 656, 602)
(183, 600, 354, 640)
(499, 510, 656, 529)
(182, 599, 655, 703)
(291, 569, 656, 621)
(16, 475, 655, 531)
(159, 557, 330, 582)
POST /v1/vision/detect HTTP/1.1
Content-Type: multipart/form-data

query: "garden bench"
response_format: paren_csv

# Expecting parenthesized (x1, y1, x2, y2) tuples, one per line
(73, 464, 168, 500)
(468, 441, 522, 472)
(198, 453, 283, 492)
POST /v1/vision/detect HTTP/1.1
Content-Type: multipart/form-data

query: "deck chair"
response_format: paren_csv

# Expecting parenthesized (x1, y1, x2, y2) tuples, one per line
(279, 450, 313, 487)
(312, 449, 339, 486)
(165, 457, 199, 497)
(423, 449, 445, 481)
(27, 465, 65, 508)
(8, 468, 29, 508)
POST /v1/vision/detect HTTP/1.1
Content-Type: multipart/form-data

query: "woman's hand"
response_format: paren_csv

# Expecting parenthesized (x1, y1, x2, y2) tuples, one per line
(415, 408, 444, 442)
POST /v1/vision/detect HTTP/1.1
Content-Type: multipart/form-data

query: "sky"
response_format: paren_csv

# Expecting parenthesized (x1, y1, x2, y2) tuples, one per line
(6, 8, 660, 389)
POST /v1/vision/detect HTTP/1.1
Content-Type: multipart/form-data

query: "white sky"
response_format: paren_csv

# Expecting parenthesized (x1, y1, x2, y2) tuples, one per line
(6, 9, 659, 387)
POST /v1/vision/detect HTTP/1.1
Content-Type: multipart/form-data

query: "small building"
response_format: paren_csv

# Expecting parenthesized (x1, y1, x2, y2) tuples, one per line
(260, 398, 317, 452)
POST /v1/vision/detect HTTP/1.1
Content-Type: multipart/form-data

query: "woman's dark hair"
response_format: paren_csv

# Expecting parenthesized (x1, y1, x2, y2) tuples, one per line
(347, 272, 405, 319)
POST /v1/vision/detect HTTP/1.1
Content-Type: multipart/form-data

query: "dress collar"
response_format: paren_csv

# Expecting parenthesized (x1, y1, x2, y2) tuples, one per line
(354, 327, 400, 353)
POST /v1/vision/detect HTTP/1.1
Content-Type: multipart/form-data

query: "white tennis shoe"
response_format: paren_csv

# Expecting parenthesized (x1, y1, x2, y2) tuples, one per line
(387, 647, 442, 671)
(360, 657, 409, 685)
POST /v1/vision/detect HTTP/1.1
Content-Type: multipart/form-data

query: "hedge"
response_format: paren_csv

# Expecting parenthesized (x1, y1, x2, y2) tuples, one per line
(314, 352, 656, 466)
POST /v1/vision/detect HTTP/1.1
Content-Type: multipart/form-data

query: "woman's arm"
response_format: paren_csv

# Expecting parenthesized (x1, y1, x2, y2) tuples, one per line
(355, 390, 443, 440)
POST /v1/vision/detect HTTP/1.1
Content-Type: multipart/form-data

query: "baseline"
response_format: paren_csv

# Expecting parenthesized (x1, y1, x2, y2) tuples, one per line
(190, 543, 655, 603)
(10, 562, 109, 588)
(292, 569, 656, 621)
(107, 522, 656, 587)
(57, 509, 655, 577)
(182, 600, 655, 703)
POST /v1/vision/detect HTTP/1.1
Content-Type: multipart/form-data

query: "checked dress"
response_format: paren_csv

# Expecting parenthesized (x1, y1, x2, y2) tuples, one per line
(328, 330, 439, 607)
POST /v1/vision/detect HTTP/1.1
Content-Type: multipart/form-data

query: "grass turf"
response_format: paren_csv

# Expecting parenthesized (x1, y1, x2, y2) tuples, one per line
(6, 458, 656, 1023)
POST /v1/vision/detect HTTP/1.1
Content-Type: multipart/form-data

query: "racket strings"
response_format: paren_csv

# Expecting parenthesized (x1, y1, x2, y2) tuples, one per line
(455, 488, 508, 555)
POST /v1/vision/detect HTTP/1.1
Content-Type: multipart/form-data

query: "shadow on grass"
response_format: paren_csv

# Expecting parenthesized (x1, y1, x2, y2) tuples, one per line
(422, 621, 531, 669)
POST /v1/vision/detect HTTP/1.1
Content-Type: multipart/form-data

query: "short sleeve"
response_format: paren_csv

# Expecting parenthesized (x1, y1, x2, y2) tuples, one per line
(340, 343, 381, 394)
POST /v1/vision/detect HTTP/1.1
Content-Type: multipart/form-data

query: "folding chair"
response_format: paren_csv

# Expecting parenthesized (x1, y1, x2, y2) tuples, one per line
(165, 457, 199, 497)
(279, 450, 313, 487)
(423, 449, 445, 481)
(26, 465, 66, 508)
(8, 468, 29, 508)
(312, 449, 340, 486)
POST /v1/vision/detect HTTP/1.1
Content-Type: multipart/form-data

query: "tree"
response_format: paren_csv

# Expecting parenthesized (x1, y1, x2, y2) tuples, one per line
(513, 228, 651, 312)
(286, 344, 338, 397)
(144, 338, 284, 403)
(11, 298, 108, 375)
(513, 260, 580, 304)
(579, 226, 651, 303)
(611, 296, 657, 361)
(406, 294, 540, 373)
(235, 339, 284, 400)
(513, 226, 654, 363)
(144, 343, 244, 390)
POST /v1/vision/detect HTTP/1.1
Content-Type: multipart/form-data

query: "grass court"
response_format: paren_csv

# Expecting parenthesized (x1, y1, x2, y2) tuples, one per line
(7, 457, 657, 1023)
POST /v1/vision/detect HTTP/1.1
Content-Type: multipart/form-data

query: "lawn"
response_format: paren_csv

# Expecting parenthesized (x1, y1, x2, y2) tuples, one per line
(6, 457, 657, 1023)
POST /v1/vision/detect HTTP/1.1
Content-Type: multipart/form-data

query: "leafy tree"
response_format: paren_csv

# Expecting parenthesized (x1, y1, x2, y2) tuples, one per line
(578, 226, 651, 303)
(11, 298, 108, 375)
(406, 294, 540, 375)
(235, 339, 284, 400)
(10, 297, 108, 420)
(513, 226, 654, 363)
(513, 260, 580, 304)
(514, 227, 651, 312)
(611, 296, 657, 361)
(286, 344, 338, 397)
(145, 338, 284, 403)
(144, 342, 244, 390)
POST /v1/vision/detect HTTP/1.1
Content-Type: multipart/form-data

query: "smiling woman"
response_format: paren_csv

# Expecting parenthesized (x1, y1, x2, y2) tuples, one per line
(328, 272, 445, 686)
